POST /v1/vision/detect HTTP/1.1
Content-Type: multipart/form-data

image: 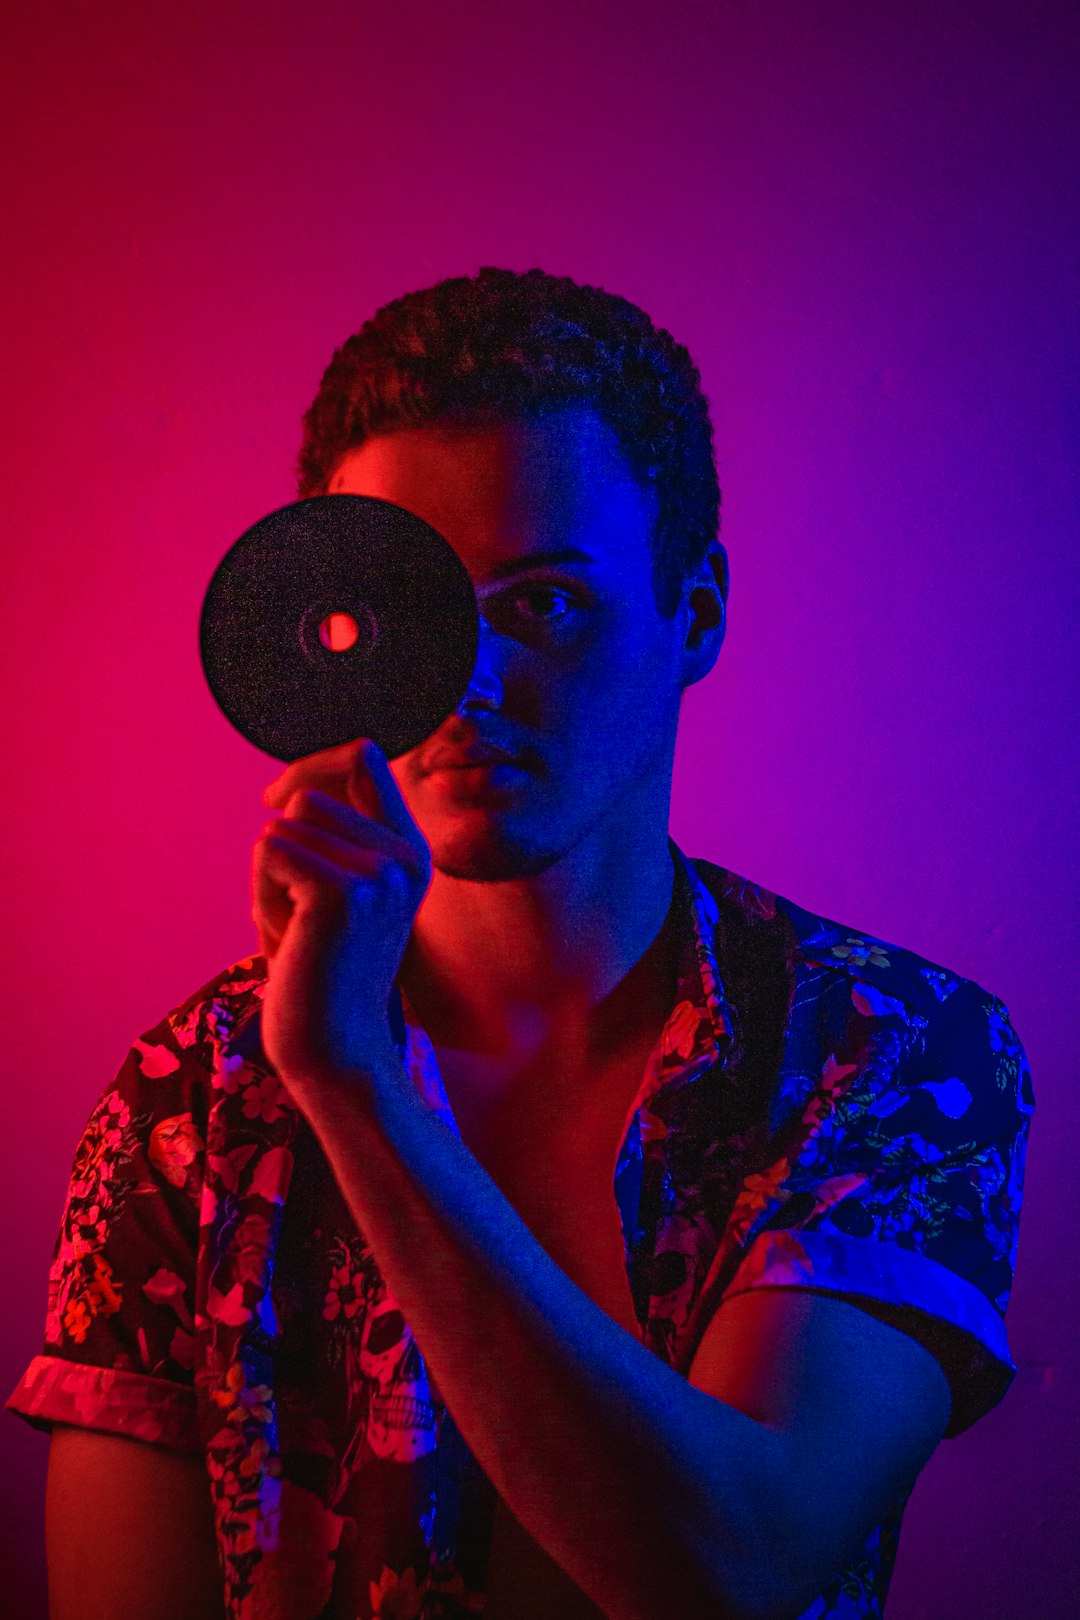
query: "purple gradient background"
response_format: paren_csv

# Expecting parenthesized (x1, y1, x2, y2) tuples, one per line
(3, 3, 1077, 1614)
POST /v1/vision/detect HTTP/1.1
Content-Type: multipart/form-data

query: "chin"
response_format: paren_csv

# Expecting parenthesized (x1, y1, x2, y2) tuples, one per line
(427, 819, 567, 883)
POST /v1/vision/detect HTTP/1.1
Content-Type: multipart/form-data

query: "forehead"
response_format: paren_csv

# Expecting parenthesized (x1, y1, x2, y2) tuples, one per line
(326, 405, 657, 585)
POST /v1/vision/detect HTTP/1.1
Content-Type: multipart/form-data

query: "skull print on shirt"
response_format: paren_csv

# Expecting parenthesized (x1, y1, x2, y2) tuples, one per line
(358, 1291, 439, 1462)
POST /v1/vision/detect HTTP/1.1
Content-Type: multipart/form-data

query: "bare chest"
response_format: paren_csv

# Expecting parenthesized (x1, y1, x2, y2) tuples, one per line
(435, 1042, 649, 1340)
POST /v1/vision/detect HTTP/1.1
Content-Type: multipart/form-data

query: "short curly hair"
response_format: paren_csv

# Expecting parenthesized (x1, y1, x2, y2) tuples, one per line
(297, 266, 721, 616)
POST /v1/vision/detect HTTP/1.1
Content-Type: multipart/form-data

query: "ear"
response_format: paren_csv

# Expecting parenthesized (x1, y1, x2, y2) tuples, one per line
(680, 542, 728, 688)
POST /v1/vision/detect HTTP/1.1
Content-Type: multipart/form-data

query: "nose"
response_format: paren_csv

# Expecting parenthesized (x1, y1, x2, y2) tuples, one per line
(455, 612, 504, 715)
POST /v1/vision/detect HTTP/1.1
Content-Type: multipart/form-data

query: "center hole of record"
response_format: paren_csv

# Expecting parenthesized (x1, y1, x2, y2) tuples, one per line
(300, 600, 378, 663)
(318, 611, 361, 652)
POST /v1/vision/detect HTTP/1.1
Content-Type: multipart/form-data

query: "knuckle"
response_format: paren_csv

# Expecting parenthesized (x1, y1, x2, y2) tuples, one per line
(289, 786, 322, 814)
(356, 739, 382, 769)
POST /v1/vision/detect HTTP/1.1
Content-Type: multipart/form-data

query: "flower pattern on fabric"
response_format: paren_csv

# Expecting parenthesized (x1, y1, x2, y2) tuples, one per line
(831, 937, 892, 970)
(370, 1563, 424, 1618)
(45, 1086, 148, 1351)
(8, 858, 1033, 1619)
(148, 1113, 204, 1187)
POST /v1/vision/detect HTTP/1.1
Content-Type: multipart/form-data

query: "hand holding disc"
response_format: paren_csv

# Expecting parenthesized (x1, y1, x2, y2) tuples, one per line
(199, 495, 479, 762)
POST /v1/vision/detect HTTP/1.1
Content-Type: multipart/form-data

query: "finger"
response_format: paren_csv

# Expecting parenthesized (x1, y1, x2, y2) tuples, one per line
(251, 839, 294, 961)
(252, 822, 307, 910)
(262, 739, 363, 809)
(252, 821, 418, 963)
(263, 815, 408, 880)
(279, 787, 420, 868)
(347, 739, 425, 850)
(255, 830, 364, 910)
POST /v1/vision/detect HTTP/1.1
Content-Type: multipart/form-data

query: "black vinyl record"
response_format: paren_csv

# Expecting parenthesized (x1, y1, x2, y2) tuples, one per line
(199, 495, 479, 762)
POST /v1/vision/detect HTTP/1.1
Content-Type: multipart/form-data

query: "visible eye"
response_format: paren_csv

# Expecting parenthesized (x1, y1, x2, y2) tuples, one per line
(479, 580, 593, 643)
(504, 585, 576, 622)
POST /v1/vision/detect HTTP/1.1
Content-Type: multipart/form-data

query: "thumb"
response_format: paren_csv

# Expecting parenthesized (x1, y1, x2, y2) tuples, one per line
(345, 738, 383, 819)
(346, 739, 422, 851)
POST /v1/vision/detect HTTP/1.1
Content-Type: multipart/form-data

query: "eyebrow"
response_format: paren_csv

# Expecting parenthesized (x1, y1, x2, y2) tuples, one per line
(482, 548, 597, 583)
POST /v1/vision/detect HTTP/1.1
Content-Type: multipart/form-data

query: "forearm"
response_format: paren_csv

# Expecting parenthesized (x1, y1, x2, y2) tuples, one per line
(296, 1048, 793, 1620)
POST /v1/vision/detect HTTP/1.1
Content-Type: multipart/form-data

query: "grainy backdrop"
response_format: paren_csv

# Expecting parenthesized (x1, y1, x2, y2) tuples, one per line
(2, 2, 1077, 1614)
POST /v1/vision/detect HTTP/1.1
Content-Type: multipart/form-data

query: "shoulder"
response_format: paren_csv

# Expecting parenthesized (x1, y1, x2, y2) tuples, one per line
(99, 956, 270, 1118)
(690, 853, 984, 1020)
(67, 956, 274, 1214)
(157, 955, 269, 1064)
(687, 857, 1032, 1118)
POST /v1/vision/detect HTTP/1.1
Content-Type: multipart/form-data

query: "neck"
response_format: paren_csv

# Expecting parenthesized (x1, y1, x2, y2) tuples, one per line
(398, 816, 678, 1058)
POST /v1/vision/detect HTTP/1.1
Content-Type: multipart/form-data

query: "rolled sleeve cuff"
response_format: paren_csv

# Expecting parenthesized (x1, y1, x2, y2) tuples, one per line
(6, 1355, 199, 1454)
(723, 1230, 1016, 1436)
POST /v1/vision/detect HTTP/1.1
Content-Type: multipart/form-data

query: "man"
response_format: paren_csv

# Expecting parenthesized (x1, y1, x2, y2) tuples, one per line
(9, 267, 1033, 1620)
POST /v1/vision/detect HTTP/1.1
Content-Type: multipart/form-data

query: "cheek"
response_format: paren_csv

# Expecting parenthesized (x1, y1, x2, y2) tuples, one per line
(535, 636, 682, 781)
(560, 621, 681, 727)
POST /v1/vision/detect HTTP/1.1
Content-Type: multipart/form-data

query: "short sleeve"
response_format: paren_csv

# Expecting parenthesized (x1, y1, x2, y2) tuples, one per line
(6, 1009, 210, 1453)
(722, 977, 1034, 1436)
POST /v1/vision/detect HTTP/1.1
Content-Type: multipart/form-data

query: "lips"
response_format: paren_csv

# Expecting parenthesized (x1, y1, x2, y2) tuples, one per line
(424, 745, 521, 771)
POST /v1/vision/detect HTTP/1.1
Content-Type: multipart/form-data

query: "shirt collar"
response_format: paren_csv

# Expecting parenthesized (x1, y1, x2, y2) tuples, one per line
(632, 839, 734, 1097)
(395, 840, 733, 1062)
(674, 841, 733, 1040)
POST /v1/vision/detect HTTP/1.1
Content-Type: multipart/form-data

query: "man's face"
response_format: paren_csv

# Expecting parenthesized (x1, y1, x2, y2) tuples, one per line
(328, 406, 715, 881)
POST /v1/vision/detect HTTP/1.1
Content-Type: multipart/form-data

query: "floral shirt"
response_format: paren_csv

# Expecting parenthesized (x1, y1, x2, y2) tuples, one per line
(8, 843, 1033, 1619)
